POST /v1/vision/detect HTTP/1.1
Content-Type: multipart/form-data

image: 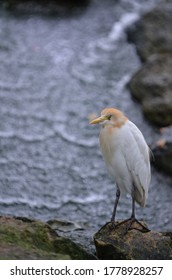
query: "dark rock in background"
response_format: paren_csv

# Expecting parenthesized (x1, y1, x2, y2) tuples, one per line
(127, 3, 172, 175)
(153, 141, 172, 175)
(128, 54, 172, 127)
(0, 0, 90, 16)
(127, 4, 172, 62)
(127, 4, 172, 127)
(152, 126, 172, 175)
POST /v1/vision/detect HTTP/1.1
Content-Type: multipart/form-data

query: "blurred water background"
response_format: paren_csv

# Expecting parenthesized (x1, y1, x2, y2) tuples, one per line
(0, 0, 171, 237)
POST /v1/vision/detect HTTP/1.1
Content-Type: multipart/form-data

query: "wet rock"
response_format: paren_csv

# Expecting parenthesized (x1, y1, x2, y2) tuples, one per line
(47, 219, 96, 257)
(152, 126, 172, 175)
(128, 54, 172, 126)
(127, 4, 172, 62)
(94, 221, 172, 260)
(0, 216, 95, 259)
(1, 0, 90, 16)
(47, 219, 86, 232)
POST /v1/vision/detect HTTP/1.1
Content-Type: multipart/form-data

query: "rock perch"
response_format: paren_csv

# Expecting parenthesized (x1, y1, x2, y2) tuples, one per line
(94, 220, 172, 260)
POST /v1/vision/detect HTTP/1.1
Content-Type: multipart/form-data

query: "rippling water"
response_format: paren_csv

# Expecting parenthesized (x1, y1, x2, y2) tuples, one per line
(0, 0, 171, 236)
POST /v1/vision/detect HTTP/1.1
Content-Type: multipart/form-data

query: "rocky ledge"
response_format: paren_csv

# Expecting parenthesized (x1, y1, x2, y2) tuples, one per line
(0, 216, 171, 260)
(127, 3, 172, 175)
(94, 221, 172, 260)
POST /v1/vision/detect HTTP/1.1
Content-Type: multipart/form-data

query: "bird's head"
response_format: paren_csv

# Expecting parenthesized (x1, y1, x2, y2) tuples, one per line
(90, 108, 128, 128)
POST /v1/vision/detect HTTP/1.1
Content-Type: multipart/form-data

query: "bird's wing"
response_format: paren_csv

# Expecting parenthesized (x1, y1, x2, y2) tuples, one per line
(120, 121, 151, 206)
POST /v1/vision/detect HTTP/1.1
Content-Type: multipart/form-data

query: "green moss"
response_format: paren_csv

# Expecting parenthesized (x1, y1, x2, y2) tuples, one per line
(0, 221, 53, 251)
(0, 216, 95, 260)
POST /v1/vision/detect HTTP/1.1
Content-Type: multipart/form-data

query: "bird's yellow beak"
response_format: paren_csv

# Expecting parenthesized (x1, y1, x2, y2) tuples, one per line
(89, 115, 108, 124)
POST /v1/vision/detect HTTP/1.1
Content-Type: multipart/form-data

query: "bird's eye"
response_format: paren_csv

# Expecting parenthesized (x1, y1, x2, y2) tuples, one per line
(107, 115, 111, 120)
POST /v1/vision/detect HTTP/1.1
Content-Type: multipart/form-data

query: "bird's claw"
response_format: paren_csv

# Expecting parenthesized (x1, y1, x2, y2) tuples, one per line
(124, 217, 150, 234)
(108, 218, 150, 235)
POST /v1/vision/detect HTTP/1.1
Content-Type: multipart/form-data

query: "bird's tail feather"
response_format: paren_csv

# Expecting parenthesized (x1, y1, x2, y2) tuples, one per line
(133, 185, 146, 207)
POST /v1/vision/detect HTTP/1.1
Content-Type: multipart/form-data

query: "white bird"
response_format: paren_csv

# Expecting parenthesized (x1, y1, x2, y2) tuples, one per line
(90, 108, 151, 230)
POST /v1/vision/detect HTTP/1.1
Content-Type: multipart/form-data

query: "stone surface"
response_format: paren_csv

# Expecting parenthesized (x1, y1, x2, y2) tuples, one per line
(0, 216, 95, 259)
(94, 221, 172, 260)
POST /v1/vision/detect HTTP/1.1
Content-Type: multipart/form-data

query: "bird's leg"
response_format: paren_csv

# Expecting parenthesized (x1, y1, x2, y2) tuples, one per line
(111, 186, 120, 224)
(125, 197, 149, 233)
(131, 195, 135, 220)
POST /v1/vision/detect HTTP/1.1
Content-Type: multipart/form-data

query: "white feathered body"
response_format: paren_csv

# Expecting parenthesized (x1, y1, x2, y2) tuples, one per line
(99, 120, 151, 207)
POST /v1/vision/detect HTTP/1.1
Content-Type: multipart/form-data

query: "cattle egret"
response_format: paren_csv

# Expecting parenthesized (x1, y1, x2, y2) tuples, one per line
(90, 108, 151, 230)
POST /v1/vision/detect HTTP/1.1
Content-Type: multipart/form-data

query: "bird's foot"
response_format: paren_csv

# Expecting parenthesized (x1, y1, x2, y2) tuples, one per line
(124, 217, 150, 234)
(107, 218, 149, 235)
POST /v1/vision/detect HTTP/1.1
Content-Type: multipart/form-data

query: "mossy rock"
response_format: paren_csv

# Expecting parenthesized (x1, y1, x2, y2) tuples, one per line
(0, 216, 95, 260)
